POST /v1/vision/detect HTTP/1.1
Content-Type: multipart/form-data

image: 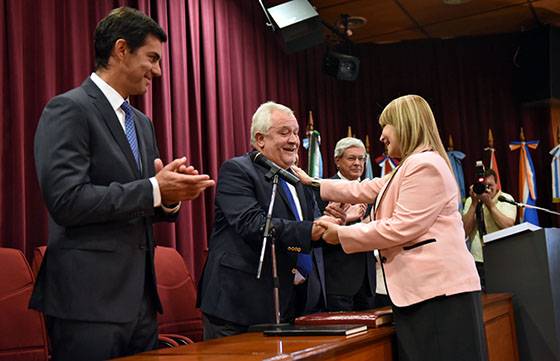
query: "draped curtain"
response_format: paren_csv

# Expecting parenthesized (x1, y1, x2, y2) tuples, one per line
(0, 0, 555, 281)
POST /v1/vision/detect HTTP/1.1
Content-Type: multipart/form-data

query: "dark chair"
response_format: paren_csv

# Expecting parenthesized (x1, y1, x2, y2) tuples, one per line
(155, 246, 203, 343)
(0, 247, 49, 361)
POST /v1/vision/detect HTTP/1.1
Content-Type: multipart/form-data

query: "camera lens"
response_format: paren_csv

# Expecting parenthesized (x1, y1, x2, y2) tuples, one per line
(473, 182, 487, 195)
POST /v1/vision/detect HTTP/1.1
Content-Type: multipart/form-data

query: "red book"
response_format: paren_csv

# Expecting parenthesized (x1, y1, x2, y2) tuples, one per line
(294, 306, 393, 328)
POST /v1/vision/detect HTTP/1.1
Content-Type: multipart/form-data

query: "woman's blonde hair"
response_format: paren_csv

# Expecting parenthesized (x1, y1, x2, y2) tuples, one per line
(379, 94, 451, 170)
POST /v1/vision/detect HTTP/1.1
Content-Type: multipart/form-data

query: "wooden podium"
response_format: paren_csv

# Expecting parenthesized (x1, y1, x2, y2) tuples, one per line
(484, 227, 560, 361)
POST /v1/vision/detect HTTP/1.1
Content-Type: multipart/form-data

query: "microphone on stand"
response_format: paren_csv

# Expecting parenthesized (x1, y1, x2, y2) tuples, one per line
(251, 151, 300, 186)
(498, 195, 522, 207)
(498, 195, 560, 216)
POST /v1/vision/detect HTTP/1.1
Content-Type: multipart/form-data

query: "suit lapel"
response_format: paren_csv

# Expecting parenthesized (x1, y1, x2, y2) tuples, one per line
(82, 78, 141, 178)
(132, 110, 149, 178)
(373, 165, 400, 220)
(295, 182, 309, 221)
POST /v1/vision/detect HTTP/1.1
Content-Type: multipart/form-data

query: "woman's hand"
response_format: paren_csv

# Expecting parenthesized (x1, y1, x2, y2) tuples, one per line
(314, 219, 341, 245)
(291, 165, 313, 185)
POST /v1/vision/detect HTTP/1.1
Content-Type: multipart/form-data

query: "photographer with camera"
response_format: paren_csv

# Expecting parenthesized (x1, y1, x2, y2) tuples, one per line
(462, 164, 517, 290)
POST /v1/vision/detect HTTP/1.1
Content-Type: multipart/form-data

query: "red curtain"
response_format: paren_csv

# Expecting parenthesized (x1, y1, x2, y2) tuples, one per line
(0, 0, 556, 281)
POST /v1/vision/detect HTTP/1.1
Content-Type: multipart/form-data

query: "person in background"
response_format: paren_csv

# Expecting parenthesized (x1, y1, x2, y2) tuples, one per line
(30, 7, 215, 361)
(316, 137, 377, 311)
(462, 169, 516, 289)
(197, 101, 339, 340)
(296, 94, 487, 361)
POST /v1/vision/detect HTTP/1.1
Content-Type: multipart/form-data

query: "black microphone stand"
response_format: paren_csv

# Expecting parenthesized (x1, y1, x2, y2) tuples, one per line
(250, 172, 290, 331)
(256, 173, 281, 324)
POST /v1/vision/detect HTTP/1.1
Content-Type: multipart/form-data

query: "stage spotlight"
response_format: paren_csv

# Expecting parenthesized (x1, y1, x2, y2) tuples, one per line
(259, 0, 324, 53)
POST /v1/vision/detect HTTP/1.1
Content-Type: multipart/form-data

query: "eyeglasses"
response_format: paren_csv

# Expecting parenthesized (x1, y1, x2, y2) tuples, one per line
(343, 156, 366, 162)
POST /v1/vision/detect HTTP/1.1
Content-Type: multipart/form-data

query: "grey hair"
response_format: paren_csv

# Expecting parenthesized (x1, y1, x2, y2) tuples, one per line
(250, 101, 294, 146)
(334, 137, 365, 158)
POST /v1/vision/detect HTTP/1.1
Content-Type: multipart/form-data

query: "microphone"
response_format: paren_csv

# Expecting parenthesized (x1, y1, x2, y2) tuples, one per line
(498, 195, 521, 207)
(498, 195, 560, 216)
(251, 151, 300, 186)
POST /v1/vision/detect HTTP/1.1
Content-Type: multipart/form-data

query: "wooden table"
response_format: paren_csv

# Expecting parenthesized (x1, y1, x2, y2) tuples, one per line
(116, 293, 517, 361)
(116, 327, 395, 360)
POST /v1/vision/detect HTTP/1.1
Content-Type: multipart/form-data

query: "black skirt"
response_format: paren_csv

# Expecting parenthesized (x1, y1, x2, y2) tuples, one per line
(392, 291, 488, 361)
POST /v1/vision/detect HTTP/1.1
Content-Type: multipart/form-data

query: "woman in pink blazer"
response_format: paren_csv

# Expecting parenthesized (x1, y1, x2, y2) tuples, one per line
(296, 95, 486, 361)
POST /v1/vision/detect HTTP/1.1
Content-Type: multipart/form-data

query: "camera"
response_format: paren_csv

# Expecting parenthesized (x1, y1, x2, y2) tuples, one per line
(472, 160, 488, 195)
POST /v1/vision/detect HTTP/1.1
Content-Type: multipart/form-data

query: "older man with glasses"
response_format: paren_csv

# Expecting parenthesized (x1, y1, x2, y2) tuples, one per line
(316, 137, 377, 311)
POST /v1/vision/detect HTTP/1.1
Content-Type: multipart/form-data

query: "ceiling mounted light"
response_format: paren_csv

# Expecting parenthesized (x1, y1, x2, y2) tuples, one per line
(336, 15, 367, 37)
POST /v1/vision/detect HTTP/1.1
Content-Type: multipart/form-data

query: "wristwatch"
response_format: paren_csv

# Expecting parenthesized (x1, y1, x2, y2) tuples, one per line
(310, 177, 321, 189)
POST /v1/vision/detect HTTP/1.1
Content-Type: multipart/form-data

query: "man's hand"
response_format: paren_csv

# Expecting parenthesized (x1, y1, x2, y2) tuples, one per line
(468, 184, 494, 208)
(314, 218, 341, 245)
(478, 191, 494, 208)
(312, 215, 342, 242)
(468, 185, 481, 203)
(311, 222, 326, 241)
(324, 202, 349, 223)
(155, 157, 215, 204)
(325, 202, 367, 225)
(345, 203, 367, 223)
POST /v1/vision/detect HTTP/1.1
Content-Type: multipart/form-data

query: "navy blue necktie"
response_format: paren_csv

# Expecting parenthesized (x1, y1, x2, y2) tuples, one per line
(120, 100, 142, 171)
(279, 178, 313, 278)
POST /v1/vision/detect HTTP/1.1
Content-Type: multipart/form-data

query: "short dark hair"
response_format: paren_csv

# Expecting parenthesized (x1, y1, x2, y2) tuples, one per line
(484, 168, 497, 181)
(94, 7, 167, 70)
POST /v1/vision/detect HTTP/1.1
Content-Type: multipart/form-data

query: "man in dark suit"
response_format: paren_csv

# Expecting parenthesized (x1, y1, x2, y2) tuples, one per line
(318, 137, 377, 311)
(197, 101, 335, 340)
(30, 7, 214, 361)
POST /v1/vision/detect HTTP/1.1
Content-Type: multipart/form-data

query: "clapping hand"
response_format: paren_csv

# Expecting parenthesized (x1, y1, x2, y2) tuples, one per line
(324, 202, 349, 224)
(155, 157, 215, 204)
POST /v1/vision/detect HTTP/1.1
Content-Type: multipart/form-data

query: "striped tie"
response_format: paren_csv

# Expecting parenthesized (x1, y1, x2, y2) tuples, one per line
(120, 100, 141, 171)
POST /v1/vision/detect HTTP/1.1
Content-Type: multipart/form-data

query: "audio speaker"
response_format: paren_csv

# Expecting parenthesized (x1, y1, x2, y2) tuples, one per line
(323, 51, 360, 81)
(514, 26, 560, 102)
(267, 0, 324, 53)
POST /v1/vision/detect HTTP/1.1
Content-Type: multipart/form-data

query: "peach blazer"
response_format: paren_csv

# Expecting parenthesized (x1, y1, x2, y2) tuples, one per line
(320, 150, 480, 307)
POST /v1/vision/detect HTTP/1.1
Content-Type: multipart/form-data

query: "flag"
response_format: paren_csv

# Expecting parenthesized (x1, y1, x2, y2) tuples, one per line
(375, 154, 398, 177)
(550, 143, 560, 203)
(447, 150, 466, 211)
(485, 129, 502, 190)
(510, 128, 539, 225)
(364, 135, 374, 179)
(446, 134, 466, 210)
(302, 111, 323, 178)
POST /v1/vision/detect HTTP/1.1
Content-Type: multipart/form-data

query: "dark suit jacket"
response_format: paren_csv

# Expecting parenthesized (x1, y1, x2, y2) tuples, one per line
(30, 77, 176, 323)
(316, 174, 376, 298)
(197, 154, 326, 326)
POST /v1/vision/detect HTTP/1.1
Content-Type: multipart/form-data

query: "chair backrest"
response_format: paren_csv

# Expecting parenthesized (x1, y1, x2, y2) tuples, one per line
(0, 248, 49, 361)
(31, 246, 47, 279)
(155, 246, 203, 342)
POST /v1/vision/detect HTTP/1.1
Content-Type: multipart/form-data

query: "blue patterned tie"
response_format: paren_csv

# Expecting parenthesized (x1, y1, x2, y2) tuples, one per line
(120, 100, 141, 171)
(279, 178, 313, 278)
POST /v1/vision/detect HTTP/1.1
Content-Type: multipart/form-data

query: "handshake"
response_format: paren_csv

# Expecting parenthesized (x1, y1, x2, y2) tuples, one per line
(312, 202, 367, 245)
(154, 157, 215, 206)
